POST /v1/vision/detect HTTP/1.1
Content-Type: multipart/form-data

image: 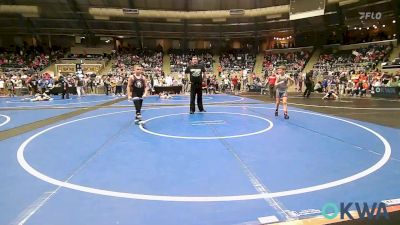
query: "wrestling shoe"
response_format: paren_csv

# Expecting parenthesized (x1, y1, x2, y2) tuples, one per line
(284, 112, 289, 119)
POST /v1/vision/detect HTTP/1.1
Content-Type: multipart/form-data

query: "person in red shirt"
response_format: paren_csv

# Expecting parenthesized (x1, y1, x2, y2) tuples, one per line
(232, 75, 239, 95)
(267, 73, 277, 98)
(202, 81, 208, 94)
(359, 74, 367, 83)
(218, 65, 222, 77)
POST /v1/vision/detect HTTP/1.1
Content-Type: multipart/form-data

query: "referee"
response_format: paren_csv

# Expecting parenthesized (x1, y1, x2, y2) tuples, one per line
(185, 56, 206, 114)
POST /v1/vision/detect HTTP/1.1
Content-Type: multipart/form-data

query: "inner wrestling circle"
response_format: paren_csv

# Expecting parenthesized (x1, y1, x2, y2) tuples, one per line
(167, 96, 213, 101)
(139, 111, 274, 139)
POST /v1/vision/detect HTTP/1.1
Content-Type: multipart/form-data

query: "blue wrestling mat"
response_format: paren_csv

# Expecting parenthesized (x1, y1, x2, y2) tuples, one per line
(0, 95, 399, 225)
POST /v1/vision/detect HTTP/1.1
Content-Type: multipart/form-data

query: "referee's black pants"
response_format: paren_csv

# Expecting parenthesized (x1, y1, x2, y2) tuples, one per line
(190, 83, 204, 112)
(61, 85, 69, 99)
(303, 82, 312, 97)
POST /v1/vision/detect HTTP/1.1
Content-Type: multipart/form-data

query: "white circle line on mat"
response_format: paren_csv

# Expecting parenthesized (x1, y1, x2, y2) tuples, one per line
(2, 97, 119, 108)
(139, 112, 273, 139)
(166, 96, 214, 101)
(289, 103, 400, 111)
(16, 106, 391, 202)
(0, 114, 11, 127)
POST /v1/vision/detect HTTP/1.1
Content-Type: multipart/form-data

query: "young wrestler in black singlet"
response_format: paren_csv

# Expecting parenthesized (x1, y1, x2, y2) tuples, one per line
(127, 65, 148, 123)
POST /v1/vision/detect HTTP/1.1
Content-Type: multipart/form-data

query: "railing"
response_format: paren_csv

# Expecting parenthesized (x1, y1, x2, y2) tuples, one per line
(323, 39, 397, 51)
(265, 46, 314, 53)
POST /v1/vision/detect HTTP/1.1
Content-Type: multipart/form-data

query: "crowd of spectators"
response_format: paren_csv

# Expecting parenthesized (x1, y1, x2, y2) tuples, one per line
(1, 43, 399, 98)
(169, 49, 213, 73)
(302, 68, 400, 98)
(0, 72, 55, 96)
(0, 46, 65, 71)
(114, 49, 163, 77)
(263, 50, 310, 76)
(313, 44, 392, 75)
(305, 44, 395, 97)
(0, 71, 130, 97)
(220, 49, 256, 74)
(0, 46, 67, 97)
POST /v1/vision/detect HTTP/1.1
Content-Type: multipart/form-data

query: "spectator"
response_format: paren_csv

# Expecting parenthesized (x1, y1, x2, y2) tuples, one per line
(303, 71, 313, 98)
(263, 50, 310, 81)
(232, 75, 239, 95)
(0, 77, 5, 95)
(165, 74, 173, 86)
(75, 75, 85, 97)
(220, 49, 255, 74)
(267, 73, 277, 98)
(6, 78, 15, 97)
(170, 49, 213, 73)
(314, 81, 323, 93)
(115, 75, 123, 96)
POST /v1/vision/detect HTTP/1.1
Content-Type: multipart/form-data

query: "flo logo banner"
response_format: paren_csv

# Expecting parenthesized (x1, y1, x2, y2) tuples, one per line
(359, 12, 382, 20)
(321, 202, 389, 220)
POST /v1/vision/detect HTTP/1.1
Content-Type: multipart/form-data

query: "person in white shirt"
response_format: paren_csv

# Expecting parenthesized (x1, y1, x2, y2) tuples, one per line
(15, 78, 23, 88)
(242, 70, 248, 91)
(153, 78, 159, 87)
(75, 75, 85, 97)
(373, 80, 382, 87)
(224, 77, 230, 92)
(0, 79, 5, 95)
(371, 79, 382, 95)
(242, 69, 248, 78)
(314, 82, 322, 93)
(165, 75, 173, 86)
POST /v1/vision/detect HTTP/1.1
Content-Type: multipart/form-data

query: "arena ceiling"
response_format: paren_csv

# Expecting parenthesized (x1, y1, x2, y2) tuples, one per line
(0, 0, 398, 39)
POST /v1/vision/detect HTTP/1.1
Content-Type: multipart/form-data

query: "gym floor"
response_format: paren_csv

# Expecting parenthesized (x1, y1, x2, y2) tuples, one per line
(0, 94, 399, 225)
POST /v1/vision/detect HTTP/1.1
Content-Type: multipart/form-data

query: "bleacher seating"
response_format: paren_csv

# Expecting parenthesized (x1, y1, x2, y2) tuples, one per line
(263, 50, 311, 75)
(220, 49, 256, 73)
(169, 49, 213, 73)
(313, 44, 392, 74)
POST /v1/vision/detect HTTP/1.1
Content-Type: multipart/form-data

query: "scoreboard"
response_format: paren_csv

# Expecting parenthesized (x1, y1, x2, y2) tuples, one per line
(289, 0, 326, 20)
